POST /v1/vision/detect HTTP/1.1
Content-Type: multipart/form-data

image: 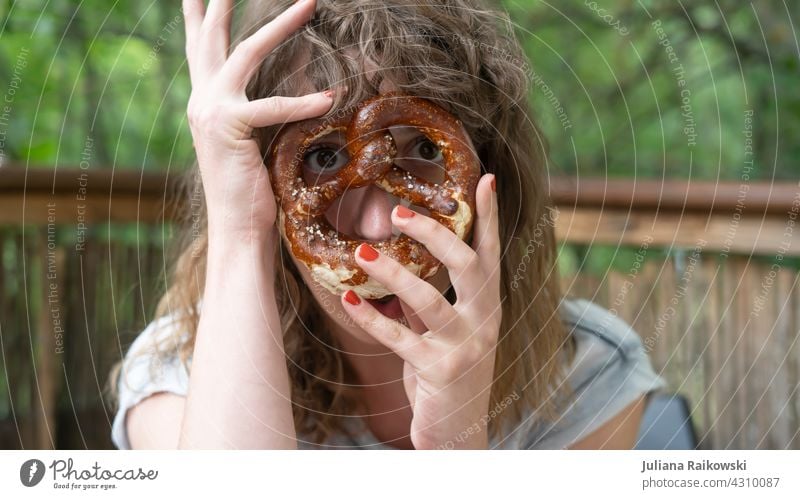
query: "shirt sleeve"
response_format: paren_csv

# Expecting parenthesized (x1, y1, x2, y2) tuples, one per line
(111, 316, 190, 450)
(523, 298, 667, 449)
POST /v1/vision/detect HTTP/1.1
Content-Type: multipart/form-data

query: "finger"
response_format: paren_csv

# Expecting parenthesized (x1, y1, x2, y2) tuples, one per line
(199, 0, 233, 69)
(235, 92, 333, 128)
(340, 290, 429, 367)
(182, 0, 205, 48)
(354, 243, 459, 334)
(202, 0, 233, 48)
(402, 362, 418, 413)
(390, 205, 485, 303)
(223, 0, 317, 89)
(182, 0, 206, 83)
(399, 299, 427, 334)
(471, 174, 501, 277)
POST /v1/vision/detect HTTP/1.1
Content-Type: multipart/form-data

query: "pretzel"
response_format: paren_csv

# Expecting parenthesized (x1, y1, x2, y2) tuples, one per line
(268, 92, 480, 299)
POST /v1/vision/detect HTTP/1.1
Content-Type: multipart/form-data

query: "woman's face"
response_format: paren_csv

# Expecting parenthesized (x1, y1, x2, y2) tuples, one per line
(285, 77, 471, 345)
(289, 121, 455, 345)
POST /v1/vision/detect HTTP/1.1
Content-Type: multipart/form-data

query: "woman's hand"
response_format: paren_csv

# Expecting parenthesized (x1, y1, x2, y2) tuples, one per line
(177, 0, 331, 450)
(341, 174, 501, 449)
(182, 0, 333, 243)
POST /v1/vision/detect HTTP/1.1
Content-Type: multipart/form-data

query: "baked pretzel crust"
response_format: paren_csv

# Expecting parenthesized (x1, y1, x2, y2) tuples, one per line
(269, 92, 480, 299)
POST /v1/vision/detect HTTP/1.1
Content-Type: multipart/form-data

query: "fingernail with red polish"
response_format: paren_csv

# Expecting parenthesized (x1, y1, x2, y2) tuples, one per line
(344, 290, 361, 305)
(357, 243, 379, 261)
(395, 205, 415, 218)
(323, 89, 333, 98)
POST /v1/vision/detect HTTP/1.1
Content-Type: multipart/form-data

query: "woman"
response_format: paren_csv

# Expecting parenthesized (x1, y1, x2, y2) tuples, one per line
(109, 0, 665, 449)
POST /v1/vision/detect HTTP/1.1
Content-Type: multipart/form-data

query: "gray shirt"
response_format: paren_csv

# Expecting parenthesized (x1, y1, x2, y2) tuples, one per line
(111, 298, 666, 449)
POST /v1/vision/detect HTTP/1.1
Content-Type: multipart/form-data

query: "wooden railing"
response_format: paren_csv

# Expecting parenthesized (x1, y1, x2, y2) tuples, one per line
(551, 176, 800, 256)
(1, 166, 799, 449)
(4, 168, 798, 254)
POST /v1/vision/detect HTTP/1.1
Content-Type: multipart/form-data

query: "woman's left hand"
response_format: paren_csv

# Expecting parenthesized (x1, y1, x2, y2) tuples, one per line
(341, 174, 501, 449)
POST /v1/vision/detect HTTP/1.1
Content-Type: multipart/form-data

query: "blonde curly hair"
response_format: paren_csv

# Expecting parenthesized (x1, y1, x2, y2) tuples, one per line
(109, 0, 574, 446)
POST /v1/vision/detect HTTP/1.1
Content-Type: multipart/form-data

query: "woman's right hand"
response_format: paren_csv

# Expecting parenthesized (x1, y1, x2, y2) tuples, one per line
(182, 0, 333, 243)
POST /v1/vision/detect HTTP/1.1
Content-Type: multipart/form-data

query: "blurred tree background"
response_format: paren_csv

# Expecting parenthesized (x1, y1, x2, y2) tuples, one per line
(504, 0, 799, 181)
(0, 0, 797, 179)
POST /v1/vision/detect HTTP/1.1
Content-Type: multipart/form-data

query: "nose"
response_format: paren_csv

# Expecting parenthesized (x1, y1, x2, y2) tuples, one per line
(326, 182, 408, 242)
(352, 185, 396, 241)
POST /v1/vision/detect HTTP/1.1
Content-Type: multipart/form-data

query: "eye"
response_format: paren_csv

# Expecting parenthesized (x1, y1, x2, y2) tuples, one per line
(303, 144, 349, 174)
(409, 136, 443, 163)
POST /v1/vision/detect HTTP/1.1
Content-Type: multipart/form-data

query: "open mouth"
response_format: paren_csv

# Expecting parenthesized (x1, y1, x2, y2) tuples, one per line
(370, 294, 396, 304)
(365, 294, 404, 320)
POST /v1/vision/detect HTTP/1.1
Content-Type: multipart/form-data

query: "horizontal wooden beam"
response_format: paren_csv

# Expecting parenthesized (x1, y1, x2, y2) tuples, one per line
(548, 176, 800, 217)
(0, 167, 181, 225)
(2, 167, 798, 255)
(0, 193, 172, 225)
(0, 166, 179, 198)
(5, 168, 798, 217)
(554, 207, 798, 256)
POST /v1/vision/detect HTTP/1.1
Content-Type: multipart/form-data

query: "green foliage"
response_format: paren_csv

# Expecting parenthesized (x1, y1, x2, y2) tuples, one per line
(1, 0, 796, 180)
(501, 0, 799, 181)
(1, 0, 193, 171)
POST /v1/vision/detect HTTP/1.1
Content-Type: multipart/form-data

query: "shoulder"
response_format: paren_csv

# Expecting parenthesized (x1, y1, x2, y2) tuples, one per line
(559, 297, 656, 377)
(111, 315, 191, 449)
(508, 298, 667, 449)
